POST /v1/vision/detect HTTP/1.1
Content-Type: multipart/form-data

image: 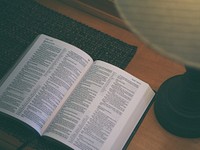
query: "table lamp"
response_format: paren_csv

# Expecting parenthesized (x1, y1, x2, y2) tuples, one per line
(114, 0, 200, 138)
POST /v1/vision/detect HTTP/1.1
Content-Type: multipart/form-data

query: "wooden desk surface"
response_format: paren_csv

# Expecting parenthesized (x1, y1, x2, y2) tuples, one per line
(1, 0, 200, 149)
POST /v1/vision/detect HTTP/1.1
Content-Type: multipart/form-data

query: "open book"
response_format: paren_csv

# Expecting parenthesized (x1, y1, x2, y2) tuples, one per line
(0, 34, 154, 150)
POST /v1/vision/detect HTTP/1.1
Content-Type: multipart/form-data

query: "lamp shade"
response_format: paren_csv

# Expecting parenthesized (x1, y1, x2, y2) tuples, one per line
(115, 0, 200, 138)
(115, 0, 200, 68)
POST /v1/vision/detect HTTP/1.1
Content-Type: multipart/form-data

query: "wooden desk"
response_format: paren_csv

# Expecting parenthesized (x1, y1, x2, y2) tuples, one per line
(1, 0, 199, 149)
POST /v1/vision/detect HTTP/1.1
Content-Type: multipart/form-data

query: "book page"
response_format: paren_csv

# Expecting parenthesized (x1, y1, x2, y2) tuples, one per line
(0, 34, 93, 134)
(43, 60, 154, 150)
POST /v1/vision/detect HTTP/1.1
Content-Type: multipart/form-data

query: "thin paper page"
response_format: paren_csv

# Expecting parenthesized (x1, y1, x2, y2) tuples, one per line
(0, 34, 93, 134)
(43, 60, 154, 150)
(115, 0, 200, 68)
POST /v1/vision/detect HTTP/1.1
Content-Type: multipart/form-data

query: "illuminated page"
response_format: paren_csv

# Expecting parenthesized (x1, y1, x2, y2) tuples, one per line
(44, 60, 155, 150)
(0, 34, 93, 134)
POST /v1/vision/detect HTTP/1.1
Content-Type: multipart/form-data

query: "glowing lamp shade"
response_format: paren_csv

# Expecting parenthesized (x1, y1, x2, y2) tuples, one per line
(115, 0, 200, 138)
(115, 0, 200, 68)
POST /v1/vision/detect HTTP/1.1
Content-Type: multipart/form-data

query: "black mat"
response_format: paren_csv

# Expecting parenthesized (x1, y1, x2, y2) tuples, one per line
(0, 0, 137, 80)
(0, 0, 137, 149)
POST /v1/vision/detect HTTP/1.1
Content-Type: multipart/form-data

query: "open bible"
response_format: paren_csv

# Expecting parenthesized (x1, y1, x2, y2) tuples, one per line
(0, 34, 155, 150)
